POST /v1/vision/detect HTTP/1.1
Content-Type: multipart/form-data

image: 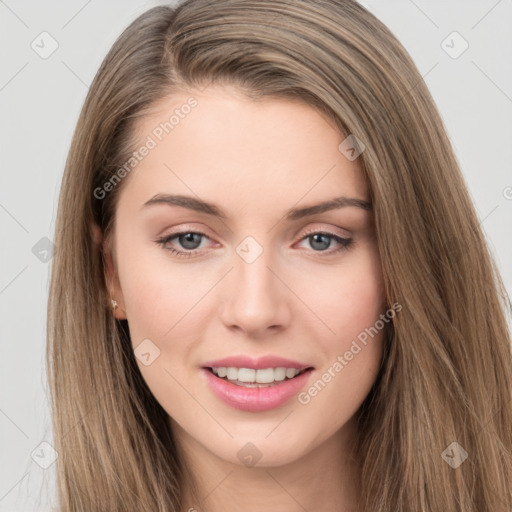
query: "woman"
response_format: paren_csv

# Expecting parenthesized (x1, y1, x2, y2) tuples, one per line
(47, 0, 512, 510)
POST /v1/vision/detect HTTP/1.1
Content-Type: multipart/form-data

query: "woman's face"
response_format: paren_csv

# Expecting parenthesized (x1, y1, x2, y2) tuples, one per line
(105, 85, 387, 468)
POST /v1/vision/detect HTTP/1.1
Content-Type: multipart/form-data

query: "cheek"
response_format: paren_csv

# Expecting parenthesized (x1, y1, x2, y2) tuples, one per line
(115, 238, 208, 346)
(115, 244, 205, 415)
(298, 247, 386, 405)
(303, 247, 386, 346)
(334, 271, 384, 340)
(299, 277, 386, 432)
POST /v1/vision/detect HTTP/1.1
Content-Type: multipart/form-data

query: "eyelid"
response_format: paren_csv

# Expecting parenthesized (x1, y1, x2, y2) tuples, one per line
(299, 223, 352, 239)
(158, 224, 216, 241)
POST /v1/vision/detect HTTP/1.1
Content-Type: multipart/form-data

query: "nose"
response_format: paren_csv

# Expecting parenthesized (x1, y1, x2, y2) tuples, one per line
(218, 243, 292, 338)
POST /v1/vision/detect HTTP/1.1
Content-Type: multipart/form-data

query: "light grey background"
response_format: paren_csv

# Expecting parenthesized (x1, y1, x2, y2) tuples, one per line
(1, 1, 511, 510)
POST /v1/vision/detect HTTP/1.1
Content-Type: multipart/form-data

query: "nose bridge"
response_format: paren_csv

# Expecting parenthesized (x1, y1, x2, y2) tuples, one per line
(220, 234, 290, 333)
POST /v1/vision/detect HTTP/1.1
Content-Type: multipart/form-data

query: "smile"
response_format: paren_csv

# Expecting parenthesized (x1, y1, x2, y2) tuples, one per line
(202, 366, 314, 412)
(209, 366, 306, 386)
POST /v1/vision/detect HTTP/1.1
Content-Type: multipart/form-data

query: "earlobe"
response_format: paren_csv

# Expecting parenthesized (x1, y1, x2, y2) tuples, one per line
(103, 250, 127, 320)
(93, 223, 127, 320)
(91, 223, 103, 246)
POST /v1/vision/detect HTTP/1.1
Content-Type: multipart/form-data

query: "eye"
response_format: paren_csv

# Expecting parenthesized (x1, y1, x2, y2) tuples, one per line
(155, 229, 353, 259)
(296, 230, 353, 255)
(156, 231, 212, 258)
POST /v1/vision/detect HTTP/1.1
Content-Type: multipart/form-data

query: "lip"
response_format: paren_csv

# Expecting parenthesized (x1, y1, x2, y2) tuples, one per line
(201, 355, 311, 371)
(201, 366, 314, 412)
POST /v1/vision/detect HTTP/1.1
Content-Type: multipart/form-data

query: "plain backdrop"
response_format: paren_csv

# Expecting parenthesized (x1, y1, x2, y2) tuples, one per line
(1, 0, 511, 510)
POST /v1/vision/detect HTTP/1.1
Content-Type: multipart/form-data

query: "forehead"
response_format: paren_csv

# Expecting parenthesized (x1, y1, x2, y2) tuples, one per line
(119, 86, 369, 215)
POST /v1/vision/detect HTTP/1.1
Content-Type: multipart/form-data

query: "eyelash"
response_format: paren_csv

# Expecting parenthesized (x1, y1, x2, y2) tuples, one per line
(155, 229, 353, 259)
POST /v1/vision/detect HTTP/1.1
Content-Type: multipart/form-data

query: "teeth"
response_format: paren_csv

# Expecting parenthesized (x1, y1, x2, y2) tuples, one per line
(276, 367, 291, 381)
(238, 368, 256, 382)
(226, 367, 238, 380)
(258, 367, 282, 383)
(211, 366, 303, 383)
(285, 368, 297, 379)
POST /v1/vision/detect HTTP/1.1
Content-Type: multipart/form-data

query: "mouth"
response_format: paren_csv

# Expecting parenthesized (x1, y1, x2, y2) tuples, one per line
(204, 366, 314, 388)
(202, 365, 315, 412)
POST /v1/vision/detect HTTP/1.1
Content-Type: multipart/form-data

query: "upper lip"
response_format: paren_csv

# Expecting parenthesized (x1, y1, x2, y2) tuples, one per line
(202, 355, 313, 371)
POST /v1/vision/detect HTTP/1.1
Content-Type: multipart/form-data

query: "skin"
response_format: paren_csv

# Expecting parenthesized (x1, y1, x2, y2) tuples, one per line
(102, 85, 387, 512)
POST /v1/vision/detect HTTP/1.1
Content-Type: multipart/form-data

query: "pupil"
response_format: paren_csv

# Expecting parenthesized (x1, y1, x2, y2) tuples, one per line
(311, 234, 330, 251)
(180, 232, 201, 249)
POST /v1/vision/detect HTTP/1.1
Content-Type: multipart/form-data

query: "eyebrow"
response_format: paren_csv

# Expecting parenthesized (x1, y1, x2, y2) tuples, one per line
(142, 193, 372, 220)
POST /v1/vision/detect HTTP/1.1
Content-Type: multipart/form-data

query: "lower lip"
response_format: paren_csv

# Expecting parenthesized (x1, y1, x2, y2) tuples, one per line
(202, 368, 313, 412)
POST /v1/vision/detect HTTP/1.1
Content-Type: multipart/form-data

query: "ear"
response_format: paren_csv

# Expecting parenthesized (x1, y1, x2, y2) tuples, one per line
(92, 223, 127, 320)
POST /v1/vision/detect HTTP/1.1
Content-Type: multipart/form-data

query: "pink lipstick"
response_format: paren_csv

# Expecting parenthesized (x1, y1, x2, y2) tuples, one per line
(201, 355, 314, 412)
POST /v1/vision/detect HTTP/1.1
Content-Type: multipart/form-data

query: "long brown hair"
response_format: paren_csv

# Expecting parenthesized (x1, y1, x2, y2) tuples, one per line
(47, 1, 512, 510)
